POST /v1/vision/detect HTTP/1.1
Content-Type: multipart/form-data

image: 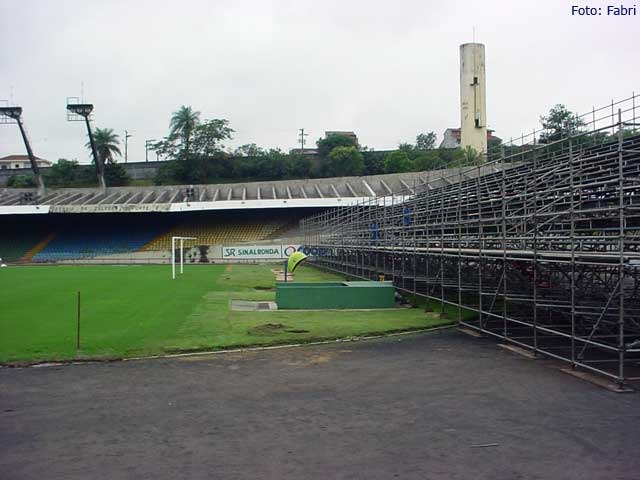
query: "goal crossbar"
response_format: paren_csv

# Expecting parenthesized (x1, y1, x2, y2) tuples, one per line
(172, 236, 197, 279)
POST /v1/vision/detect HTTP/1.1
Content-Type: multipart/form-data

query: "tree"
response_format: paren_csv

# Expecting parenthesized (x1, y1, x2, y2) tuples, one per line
(169, 105, 201, 154)
(286, 154, 312, 178)
(413, 150, 443, 171)
(416, 132, 437, 150)
(362, 151, 385, 176)
(317, 134, 358, 158)
(233, 143, 263, 157)
(539, 104, 585, 143)
(190, 119, 234, 157)
(398, 142, 415, 154)
(45, 159, 80, 185)
(104, 163, 130, 186)
(460, 146, 482, 166)
(327, 146, 364, 177)
(7, 174, 36, 188)
(86, 128, 121, 164)
(154, 118, 233, 161)
(383, 150, 412, 173)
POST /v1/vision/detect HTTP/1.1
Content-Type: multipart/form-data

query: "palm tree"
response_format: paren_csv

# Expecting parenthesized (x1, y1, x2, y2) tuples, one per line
(86, 128, 122, 164)
(169, 105, 200, 155)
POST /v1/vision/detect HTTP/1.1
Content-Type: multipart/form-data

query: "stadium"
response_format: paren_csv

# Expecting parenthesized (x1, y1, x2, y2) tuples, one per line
(3, 92, 640, 388)
(2, 18, 640, 476)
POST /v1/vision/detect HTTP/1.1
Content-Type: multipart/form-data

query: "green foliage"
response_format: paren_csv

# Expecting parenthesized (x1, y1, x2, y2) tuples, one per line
(104, 163, 130, 186)
(413, 150, 444, 171)
(154, 118, 233, 160)
(155, 148, 312, 185)
(327, 146, 364, 177)
(86, 128, 121, 164)
(191, 119, 235, 157)
(169, 105, 201, 154)
(416, 132, 437, 150)
(233, 143, 263, 156)
(155, 153, 227, 185)
(397, 142, 416, 154)
(40, 158, 128, 187)
(287, 154, 312, 178)
(362, 151, 386, 176)
(540, 104, 585, 143)
(6, 174, 36, 188)
(410, 147, 485, 171)
(43, 159, 92, 187)
(316, 134, 358, 158)
(460, 146, 482, 166)
(383, 150, 412, 173)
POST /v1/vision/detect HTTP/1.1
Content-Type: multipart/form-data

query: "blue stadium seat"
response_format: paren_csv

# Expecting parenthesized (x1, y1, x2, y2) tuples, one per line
(33, 224, 165, 261)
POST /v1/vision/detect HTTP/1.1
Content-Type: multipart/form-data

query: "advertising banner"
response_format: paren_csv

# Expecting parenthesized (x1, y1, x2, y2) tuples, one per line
(220, 245, 324, 260)
(222, 245, 283, 260)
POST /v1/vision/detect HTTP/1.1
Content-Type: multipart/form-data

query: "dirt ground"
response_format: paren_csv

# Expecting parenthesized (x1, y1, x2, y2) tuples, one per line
(1, 331, 639, 479)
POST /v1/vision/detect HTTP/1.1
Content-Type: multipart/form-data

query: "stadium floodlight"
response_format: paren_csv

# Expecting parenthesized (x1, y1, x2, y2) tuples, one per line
(66, 100, 106, 191)
(172, 236, 197, 279)
(66, 103, 94, 117)
(0, 106, 46, 196)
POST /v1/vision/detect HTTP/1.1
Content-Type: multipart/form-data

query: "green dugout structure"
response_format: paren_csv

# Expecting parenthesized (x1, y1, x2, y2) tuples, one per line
(276, 281, 395, 310)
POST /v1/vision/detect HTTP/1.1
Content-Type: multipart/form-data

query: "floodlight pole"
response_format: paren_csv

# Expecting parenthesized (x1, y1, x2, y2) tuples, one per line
(0, 107, 45, 196)
(67, 104, 106, 191)
(84, 115, 106, 190)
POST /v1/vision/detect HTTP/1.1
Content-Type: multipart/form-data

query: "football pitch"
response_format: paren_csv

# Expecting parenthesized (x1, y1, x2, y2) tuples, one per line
(0, 264, 458, 364)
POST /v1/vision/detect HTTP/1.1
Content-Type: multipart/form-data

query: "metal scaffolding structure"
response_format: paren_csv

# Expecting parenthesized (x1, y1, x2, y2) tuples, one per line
(302, 94, 640, 386)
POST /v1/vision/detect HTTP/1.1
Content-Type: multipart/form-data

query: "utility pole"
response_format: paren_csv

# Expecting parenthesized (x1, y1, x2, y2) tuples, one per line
(145, 139, 156, 162)
(124, 130, 132, 163)
(298, 128, 308, 152)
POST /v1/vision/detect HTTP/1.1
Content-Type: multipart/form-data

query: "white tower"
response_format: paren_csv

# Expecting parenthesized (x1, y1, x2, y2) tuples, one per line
(459, 43, 487, 155)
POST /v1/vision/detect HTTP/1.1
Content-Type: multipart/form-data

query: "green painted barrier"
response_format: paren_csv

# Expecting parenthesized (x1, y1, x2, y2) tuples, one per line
(275, 281, 395, 309)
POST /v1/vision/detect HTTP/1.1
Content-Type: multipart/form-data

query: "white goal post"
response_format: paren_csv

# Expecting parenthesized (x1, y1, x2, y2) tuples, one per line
(172, 236, 197, 279)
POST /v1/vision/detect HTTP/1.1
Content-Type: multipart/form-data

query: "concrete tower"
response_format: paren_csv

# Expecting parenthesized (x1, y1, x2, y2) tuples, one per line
(459, 43, 487, 155)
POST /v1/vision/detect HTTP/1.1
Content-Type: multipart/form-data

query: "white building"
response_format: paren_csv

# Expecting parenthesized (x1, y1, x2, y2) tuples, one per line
(0, 155, 52, 170)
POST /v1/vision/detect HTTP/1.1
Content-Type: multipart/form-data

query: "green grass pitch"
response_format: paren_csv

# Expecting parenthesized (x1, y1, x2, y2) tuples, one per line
(0, 264, 459, 363)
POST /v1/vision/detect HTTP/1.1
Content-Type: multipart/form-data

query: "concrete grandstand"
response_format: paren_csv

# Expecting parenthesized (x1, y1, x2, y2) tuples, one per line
(0, 167, 507, 264)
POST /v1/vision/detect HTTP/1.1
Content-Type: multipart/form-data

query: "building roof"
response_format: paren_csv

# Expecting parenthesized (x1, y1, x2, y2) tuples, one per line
(289, 148, 318, 155)
(0, 155, 51, 164)
(325, 131, 357, 137)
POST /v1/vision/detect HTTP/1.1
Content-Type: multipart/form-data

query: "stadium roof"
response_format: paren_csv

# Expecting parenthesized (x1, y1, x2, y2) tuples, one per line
(0, 166, 505, 215)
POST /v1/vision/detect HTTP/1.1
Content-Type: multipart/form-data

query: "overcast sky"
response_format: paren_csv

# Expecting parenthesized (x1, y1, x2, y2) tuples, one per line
(1, 0, 637, 164)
